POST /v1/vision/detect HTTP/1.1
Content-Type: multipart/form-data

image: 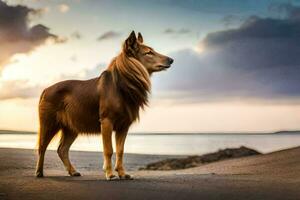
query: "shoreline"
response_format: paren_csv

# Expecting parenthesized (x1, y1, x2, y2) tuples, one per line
(1, 129, 300, 135)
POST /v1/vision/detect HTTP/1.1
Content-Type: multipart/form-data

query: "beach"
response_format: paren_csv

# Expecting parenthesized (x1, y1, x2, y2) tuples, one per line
(0, 147, 300, 200)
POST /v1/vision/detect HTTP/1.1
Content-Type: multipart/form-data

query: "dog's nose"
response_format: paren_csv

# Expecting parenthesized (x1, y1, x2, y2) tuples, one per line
(168, 57, 174, 64)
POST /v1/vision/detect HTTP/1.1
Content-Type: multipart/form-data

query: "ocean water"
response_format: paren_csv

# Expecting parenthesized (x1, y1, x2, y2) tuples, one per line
(0, 133, 299, 155)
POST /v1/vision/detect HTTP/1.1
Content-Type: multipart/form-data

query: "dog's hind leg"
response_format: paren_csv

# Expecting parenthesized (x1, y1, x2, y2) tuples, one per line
(36, 121, 59, 177)
(57, 128, 80, 176)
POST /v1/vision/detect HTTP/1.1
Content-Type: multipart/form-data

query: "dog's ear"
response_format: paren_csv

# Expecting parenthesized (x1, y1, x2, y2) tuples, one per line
(126, 31, 136, 46)
(137, 32, 143, 43)
(124, 31, 138, 55)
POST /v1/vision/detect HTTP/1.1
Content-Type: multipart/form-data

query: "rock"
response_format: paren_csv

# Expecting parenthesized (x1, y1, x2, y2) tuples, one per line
(139, 146, 261, 170)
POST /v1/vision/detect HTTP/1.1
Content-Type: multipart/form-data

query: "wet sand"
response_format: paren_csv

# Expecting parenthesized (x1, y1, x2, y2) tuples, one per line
(0, 147, 299, 200)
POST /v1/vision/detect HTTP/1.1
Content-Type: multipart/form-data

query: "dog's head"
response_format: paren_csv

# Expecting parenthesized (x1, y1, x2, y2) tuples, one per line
(123, 31, 174, 74)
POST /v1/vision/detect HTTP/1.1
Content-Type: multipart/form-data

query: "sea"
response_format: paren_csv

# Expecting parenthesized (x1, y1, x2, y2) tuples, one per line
(0, 131, 300, 155)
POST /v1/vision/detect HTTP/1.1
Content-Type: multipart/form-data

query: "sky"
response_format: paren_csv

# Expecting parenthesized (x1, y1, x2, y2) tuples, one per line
(1, 0, 300, 132)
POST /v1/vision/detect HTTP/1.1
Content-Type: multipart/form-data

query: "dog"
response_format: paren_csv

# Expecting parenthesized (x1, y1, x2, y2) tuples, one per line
(35, 31, 173, 180)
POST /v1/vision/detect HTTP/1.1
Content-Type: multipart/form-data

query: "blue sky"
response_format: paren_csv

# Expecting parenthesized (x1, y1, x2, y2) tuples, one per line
(1, 0, 300, 132)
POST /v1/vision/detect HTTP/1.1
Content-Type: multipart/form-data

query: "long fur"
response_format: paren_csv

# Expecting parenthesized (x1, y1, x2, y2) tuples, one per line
(111, 52, 151, 121)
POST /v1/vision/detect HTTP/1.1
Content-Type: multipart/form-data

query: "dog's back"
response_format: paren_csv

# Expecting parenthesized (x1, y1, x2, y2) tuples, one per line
(39, 78, 101, 134)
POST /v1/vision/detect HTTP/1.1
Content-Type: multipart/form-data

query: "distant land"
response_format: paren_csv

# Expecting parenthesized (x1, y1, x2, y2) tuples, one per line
(0, 129, 299, 135)
(0, 130, 36, 135)
(273, 130, 300, 134)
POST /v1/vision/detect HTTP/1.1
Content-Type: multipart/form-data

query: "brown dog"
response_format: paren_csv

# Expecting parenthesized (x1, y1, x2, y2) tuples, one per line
(35, 31, 173, 180)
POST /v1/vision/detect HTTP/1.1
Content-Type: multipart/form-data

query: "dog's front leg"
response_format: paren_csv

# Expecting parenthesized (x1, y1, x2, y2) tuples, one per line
(115, 129, 133, 180)
(101, 118, 117, 180)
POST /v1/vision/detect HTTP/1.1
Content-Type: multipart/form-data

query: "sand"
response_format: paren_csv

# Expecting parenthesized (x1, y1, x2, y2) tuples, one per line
(0, 147, 300, 200)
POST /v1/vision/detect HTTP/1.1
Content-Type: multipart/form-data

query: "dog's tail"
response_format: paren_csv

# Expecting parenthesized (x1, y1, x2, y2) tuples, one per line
(36, 89, 60, 153)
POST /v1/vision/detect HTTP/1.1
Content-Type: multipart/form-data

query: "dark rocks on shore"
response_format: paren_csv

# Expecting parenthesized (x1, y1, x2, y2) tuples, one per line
(139, 146, 261, 170)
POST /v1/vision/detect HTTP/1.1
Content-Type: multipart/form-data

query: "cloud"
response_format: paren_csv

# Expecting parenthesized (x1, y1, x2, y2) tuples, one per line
(221, 14, 242, 27)
(164, 28, 175, 34)
(152, 4, 300, 102)
(157, 0, 257, 14)
(82, 63, 106, 78)
(0, 62, 106, 100)
(70, 54, 77, 62)
(57, 4, 70, 13)
(163, 28, 190, 34)
(0, 80, 43, 100)
(71, 31, 82, 40)
(53, 62, 106, 84)
(0, 1, 64, 71)
(97, 31, 122, 41)
(202, 16, 300, 48)
(269, 2, 300, 19)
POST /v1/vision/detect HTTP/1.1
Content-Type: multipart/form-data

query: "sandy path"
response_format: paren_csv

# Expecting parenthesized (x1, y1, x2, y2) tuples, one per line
(0, 147, 299, 200)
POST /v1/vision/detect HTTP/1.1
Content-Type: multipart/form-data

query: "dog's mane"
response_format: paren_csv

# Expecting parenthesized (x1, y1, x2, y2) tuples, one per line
(108, 50, 151, 123)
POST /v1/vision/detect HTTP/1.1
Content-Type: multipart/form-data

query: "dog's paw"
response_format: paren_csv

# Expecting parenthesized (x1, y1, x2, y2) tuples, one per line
(35, 171, 44, 178)
(106, 174, 118, 181)
(119, 174, 133, 180)
(70, 171, 81, 177)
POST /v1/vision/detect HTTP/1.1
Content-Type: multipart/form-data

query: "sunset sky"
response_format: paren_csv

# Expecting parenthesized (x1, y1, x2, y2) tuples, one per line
(1, 0, 300, 132)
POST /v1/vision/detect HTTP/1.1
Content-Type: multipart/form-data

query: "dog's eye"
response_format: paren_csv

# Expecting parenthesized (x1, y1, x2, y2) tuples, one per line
(145, 51, 153, 55)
